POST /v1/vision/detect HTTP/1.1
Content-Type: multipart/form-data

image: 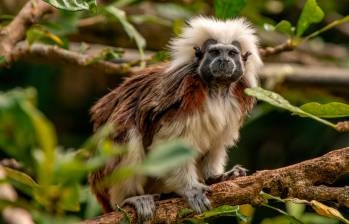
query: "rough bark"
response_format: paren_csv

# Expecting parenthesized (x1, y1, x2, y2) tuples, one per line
(82, 147, 349, 224)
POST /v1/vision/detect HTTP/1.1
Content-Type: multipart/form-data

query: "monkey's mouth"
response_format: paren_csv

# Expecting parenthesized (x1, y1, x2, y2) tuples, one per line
(210, 68, 244, 83)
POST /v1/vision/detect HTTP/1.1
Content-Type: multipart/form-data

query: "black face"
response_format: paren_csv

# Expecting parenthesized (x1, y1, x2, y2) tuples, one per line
(195, 39, 250, 85)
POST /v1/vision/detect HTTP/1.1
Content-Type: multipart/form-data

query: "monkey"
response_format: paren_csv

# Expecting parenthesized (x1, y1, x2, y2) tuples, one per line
(89, 16, 263, 223)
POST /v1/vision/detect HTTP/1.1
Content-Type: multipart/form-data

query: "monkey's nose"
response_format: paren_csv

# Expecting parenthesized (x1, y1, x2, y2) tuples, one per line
(218, 59, 233, 71)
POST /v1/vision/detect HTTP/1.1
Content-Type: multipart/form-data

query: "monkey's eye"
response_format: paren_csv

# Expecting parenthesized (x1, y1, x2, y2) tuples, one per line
(228, 49, 239, 56)
(208, 49, 220, 56)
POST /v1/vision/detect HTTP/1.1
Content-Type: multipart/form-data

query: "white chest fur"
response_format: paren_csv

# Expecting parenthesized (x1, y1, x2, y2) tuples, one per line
(153, 94, 242, 154)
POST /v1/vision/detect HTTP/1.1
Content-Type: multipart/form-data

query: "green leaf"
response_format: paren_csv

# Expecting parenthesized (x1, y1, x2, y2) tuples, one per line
(105, 6, 146, 59)
(264, 20, 294, 35)
(286, 202, 306, 219)
(43, 10, 81, 36)
(300, 102, 349, 118)
(275, 20, 294, 36)
(263, 23, 275, 32)
(26, 27, 64, 46)
(138, 140, 196, 176)
(185, 205, 248, 223)
(85, 48, 124, 65)
(245, 87, 336, 129)
(4, 167, 39, 189)
(262, 203, 305, 224)
(42, 0, 96, 11)
(0, 56, 6, 65)
(20, 97, 57, 185)
(178, 208, 195, 218)
(0, 88, 38, 165)
(197, 205, 240, 219)
(214, 0, 246, 19)
(57, 183, 81, 212)
(296, 0, 324, 37)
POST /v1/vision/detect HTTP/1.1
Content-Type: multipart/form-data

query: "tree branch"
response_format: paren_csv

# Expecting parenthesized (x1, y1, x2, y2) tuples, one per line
(8, 42, 132, 74)
(259, 41, 295, 57)
(81, 147, 349, 224)
(0, 0, 53, 62)
(260, 63, 349, 86)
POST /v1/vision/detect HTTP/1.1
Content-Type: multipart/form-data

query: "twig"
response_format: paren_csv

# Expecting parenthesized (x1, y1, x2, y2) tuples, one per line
(336, 121, 349, 132)
(81, 147, 349, 224)
(0, 0, 53, 62)
(259, 41, 295, 57)
(7, 42, 132, 74)
(78, 15, 106, 27)
(304, 15, 349, 41)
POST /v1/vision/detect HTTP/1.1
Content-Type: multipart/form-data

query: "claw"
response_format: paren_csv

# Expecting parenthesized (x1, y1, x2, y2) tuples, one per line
(122, 194, 158, 224)
(224, 165, 248, 180)
(183, 183, 212, 214)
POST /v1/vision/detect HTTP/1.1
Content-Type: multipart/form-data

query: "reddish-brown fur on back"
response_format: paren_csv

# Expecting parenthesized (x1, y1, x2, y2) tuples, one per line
(91, 63, 208, 148)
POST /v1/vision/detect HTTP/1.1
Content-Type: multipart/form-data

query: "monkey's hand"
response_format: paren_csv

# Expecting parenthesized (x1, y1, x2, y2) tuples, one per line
(122, 194, 160, 224)
(206, 165, 248, 185)
(181, 183, 212, 214)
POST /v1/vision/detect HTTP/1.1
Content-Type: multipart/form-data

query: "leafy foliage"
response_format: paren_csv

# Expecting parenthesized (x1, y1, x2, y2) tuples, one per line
(42, 0, 96, 11)
(296, 0, 324, 37)
(300, 102, 349, 118)
(180, 205, 248, 223)
(0, 88, 195, 222)
(214, 0, 246, 19)
(139, 140, 197, 176)
(264, 20, 294, 36)
(261, 192, 347, 224)
(245, 87, 338, 129)
(104, 6, 146, 60)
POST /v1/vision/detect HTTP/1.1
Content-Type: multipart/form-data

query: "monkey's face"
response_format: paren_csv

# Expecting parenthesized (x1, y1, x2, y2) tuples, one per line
(195, 39, 250, 85)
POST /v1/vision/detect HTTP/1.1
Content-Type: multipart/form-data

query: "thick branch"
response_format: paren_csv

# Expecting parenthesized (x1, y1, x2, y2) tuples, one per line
(0, 0, 53, 62)
(82, 147, 349, 224)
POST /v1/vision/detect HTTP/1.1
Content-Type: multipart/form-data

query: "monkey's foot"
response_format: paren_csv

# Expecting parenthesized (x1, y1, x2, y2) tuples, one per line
(206, 165, 248, 185)
(122, 194, 160, 224)
(183, 183, 212, 214)
(223, 164, 248, 180)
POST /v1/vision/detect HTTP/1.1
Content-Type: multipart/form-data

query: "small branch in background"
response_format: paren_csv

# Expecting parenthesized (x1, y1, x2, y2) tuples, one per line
(78, 15, 106, 27)
(304, 15, 349, 41)
(259, 41, 295, 57)
(6, 42, 132, 74)
(260, 63, 349, 86)
(0, 0, 53, 62)
(336, 121, 349, 132)
(82, 147, 349, 224)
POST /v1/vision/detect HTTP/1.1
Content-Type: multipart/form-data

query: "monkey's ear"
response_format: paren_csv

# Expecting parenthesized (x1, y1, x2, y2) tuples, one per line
(193, 46, 203, 59)
(242, 51, 252, 63)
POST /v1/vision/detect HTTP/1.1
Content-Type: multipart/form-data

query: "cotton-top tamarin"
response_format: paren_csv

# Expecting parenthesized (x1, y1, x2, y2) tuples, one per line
(89, 16, 263, 223)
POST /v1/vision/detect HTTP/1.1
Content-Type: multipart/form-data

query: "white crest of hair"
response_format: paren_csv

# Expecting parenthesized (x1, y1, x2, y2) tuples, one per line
(168, 16, 263, 87)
